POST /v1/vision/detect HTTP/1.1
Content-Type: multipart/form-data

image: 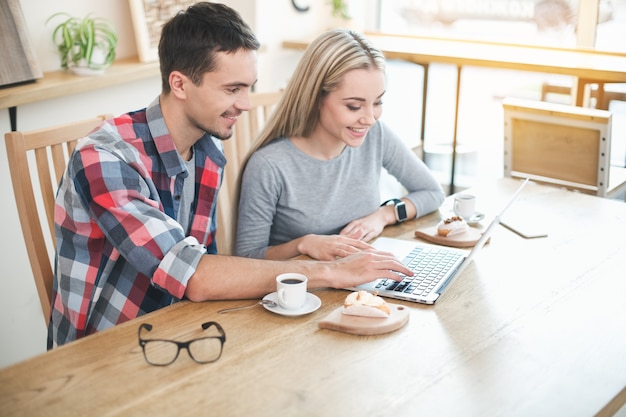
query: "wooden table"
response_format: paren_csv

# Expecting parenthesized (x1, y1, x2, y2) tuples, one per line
(1, 178, 626, 417)
(283, 33, 626, 193)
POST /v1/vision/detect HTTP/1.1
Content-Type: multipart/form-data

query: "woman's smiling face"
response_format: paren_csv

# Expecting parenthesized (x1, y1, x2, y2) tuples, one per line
(317, 67, 386, 148)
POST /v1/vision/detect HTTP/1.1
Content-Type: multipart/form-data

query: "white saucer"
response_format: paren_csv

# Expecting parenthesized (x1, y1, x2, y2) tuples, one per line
(466, 212, 485, 226)
(262, 292, 321, 316)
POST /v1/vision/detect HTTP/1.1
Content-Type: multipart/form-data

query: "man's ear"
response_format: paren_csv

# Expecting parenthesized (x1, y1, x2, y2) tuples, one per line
(169, 71, 187, 99)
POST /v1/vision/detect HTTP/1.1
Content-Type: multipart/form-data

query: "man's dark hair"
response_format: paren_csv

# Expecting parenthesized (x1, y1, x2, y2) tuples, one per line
(158, 2, 260, 93)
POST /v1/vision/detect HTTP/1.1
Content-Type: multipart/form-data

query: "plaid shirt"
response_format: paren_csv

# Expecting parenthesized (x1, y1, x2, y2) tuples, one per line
(48, 97, 225, 348)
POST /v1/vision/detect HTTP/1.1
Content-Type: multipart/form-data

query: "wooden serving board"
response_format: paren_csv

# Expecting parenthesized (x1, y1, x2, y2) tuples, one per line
(318, 304, 409, 335)
(414, 226, 485, 248)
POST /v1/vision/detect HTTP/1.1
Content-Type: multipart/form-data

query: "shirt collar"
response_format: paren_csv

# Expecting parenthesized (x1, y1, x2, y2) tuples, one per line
(146, 97, 185, 178)
(146, 96, 224, 177)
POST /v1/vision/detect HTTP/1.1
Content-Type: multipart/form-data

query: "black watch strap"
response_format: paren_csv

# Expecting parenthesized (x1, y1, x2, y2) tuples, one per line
(381, 198, 408, 223)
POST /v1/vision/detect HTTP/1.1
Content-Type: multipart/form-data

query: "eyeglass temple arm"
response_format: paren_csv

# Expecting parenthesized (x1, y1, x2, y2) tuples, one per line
(201, 321, 226, 342)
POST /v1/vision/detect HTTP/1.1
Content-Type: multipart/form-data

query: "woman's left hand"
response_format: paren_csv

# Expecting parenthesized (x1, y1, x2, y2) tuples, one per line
(339, 212, 388, 243)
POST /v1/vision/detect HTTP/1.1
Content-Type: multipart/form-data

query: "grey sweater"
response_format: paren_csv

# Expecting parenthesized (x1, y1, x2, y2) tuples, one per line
(235, 120, 445, 259)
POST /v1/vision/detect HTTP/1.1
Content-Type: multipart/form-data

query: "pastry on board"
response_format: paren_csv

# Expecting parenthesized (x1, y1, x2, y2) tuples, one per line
(343, 290, 390, 318)
(436, 216, 469, 237)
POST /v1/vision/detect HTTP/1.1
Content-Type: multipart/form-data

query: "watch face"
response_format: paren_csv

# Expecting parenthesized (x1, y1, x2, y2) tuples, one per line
(396, 202, 407, 222)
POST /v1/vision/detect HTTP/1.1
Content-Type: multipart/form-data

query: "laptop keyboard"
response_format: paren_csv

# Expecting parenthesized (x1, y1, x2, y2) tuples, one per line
(376, 246, 464, 297)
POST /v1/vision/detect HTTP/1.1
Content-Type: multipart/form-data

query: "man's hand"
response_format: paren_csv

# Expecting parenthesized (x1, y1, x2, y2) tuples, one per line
(326, 249, 412, 289)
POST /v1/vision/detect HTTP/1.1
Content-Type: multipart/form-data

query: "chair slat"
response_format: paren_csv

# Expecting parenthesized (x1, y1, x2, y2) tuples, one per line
(50, 142, 68, 186)
(34, 147, 57, 244)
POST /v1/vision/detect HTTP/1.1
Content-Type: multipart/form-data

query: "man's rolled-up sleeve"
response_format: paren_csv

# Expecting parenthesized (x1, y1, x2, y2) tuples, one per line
(152, 236, 207, 299)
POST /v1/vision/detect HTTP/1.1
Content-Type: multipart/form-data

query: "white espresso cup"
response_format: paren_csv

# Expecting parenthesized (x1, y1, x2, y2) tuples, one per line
(276, 273, 308, 310)
(453, 194, 477, 219)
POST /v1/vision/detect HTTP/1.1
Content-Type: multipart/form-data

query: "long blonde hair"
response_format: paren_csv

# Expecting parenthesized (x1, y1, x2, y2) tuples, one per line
(255, 29, 386, 149)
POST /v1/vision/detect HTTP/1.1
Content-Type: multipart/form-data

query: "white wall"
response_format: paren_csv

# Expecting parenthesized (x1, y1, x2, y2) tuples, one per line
(0, 0, 383, 368)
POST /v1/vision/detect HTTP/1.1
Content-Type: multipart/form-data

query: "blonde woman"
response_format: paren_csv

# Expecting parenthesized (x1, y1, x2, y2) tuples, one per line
(236, 29, 445, 261)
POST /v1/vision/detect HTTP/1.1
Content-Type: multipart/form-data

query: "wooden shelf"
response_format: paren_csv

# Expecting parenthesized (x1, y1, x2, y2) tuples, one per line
(0, 56, 160, 110)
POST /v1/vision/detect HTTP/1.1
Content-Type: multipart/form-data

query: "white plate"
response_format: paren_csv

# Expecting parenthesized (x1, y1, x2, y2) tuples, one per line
(262, 292, 321, 316)
(466, 211, 485, 226)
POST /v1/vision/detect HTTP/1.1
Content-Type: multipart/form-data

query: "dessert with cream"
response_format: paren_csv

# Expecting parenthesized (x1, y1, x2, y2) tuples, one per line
(343, 290, 390, 318)
(436, 216, 469, 237)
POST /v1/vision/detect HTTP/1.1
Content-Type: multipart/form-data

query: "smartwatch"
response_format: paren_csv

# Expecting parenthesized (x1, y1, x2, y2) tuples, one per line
(381, 198, 408, 223)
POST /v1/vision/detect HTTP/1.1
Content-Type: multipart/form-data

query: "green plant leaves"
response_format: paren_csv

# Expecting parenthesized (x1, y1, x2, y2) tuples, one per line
(329, 0, 351, 20)
(46, 12, 118, 70)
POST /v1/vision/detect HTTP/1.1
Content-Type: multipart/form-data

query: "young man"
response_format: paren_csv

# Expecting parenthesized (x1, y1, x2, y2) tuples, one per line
(49, 2, 410, 348)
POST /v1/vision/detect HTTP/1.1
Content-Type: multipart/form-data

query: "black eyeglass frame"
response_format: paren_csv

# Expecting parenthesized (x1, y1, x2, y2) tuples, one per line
(138, 321, 226, 366)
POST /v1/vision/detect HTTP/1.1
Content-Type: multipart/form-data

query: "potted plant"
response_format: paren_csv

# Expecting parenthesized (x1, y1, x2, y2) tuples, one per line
(47, 12, 118, 75)
(329, 0, 351, 20)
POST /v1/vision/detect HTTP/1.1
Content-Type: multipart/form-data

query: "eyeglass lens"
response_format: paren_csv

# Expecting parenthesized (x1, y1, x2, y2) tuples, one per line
(142, 337, 223, 366)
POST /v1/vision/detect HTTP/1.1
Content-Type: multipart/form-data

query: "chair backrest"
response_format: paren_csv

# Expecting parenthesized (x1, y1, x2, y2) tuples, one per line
(5, 115, 111, 321)
(503, 97, 626, 198)
(216, 90, 283, 255)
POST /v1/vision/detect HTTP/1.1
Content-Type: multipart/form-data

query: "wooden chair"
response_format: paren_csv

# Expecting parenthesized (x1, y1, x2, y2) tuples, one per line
(503, 97, 626, 199)
(541, 81, 626, 110)
(216, 90, 283, 255)
(5, 115, 111, 321)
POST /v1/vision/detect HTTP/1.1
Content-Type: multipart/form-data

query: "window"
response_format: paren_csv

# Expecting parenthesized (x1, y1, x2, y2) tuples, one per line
(373, 0, 626, 189)
(377, 0, 625, 52)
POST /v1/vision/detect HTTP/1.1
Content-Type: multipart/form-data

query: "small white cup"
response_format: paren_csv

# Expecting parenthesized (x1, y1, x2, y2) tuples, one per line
(276, 273, 308, 310)
(453, 194, 477, 219)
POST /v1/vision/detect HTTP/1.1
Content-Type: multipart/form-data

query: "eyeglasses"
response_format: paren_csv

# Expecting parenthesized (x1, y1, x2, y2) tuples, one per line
(138, 322, 226, 366)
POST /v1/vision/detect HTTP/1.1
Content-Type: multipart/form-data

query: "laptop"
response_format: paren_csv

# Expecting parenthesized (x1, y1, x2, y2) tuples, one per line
(348, 179, 529, 305)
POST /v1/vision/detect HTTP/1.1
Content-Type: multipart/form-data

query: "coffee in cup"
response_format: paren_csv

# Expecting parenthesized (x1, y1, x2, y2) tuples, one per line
(276, 273, 308, 310)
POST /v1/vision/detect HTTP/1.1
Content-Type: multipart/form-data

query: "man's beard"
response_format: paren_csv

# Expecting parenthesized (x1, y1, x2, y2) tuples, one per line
(206, 128, 233, 141)
(192, 117, 235, 141)
(203, 111, 240, 140)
